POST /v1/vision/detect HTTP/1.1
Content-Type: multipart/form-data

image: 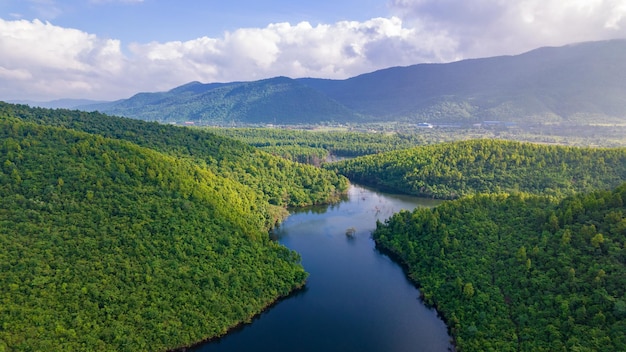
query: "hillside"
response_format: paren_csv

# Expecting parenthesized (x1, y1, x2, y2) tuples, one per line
(80, 39, 626, 125)
(326, 139, 626, 199)
(0, 117, 308, 351)
(0, 102, 349, 210)
(373, 184, 626, 351)
(85, 77, 361, 124)
(302, 39, 626, 123)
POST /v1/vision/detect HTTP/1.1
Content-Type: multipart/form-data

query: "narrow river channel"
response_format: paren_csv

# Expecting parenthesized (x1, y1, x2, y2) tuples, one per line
(192, 185, 453, 352)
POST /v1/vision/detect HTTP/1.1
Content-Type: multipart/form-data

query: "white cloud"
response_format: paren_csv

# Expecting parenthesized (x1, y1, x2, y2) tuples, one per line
(0, 66, 33, 81)
(1, 1, 625, 101)
(0, 16, 458, 100)
(388, 0, 626, 59)
(129, 17, 458, 84)
(0, 18, 126, 100)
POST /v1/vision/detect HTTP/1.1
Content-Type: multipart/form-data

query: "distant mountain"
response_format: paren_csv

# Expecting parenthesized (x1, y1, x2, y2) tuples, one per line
(84, 77, 362, 124)
(301, 39, 626, 123)
(83, 39, 626, 125)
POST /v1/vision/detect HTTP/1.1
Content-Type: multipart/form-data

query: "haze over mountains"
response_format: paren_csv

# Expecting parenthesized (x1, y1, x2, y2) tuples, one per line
(66, 39, 626, 125)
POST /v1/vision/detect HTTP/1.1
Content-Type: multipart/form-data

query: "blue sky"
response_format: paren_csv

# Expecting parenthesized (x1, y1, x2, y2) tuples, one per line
(1, 0, 625, 101)
(3, 0, 387, 42)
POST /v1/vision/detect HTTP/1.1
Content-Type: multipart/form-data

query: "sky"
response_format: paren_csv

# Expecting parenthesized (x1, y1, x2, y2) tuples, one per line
(1, 0, 625, 101)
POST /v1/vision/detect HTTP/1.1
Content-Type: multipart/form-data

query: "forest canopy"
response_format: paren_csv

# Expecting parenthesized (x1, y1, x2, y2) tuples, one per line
(326, 139, 626, 199)
(0, 103, 351, 351)
(374, 183, 626, 351)
(0, 102, 349, 209)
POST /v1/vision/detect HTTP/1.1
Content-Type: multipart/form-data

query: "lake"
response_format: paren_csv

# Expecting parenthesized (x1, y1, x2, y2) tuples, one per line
(191, 185, 453, 352)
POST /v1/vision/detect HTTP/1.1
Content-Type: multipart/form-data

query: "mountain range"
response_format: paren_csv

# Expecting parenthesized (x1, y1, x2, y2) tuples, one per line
(75, 39, 626, 125)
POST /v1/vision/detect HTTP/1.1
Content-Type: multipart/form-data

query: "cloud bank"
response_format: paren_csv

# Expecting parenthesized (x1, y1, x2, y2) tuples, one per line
(1, 16, 456, 100)
(1, 0, 625, 101)
(389, 0, 626, 58)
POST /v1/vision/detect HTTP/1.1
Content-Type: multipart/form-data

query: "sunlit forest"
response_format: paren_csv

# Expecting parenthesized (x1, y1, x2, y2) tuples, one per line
(326, 139, 626, 199)
(0, 103, 348, 351)
(1, 101, 625, 351)
(374, 184, 626, 351)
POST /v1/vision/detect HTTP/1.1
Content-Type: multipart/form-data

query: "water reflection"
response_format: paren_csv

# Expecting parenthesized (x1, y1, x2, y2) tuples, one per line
(193, 185, 451, 352)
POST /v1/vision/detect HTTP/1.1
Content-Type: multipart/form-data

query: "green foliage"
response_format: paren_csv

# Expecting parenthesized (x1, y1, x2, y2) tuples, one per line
(0, 117, 310, 351)
(257, 145, 329, 165)
(328, 139, 626, 199)
(210, 125, 626, 167)
(208, 127, 430, 159)
(0, 102, 349, 209)
(374, 184, 626, 351)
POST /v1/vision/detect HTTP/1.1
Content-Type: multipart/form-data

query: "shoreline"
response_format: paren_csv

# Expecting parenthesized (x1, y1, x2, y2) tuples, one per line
(374, 241, 458, 352)
(170, 188, 348, 352)
(167, 280, 308, 352)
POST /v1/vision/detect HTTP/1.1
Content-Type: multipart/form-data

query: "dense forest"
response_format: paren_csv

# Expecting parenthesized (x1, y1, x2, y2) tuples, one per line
(373, 183, 626, 351)
(0, 104, 352, 351)
(0, 102, 349, 209)
(207, 127, 429, 159)
(209, 126, 626, 167)
(2, 101, 625, 351)
(326, 139, 626, 199)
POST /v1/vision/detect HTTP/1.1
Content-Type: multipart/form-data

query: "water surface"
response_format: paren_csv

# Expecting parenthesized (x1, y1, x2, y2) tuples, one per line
(193, 185, 452, 352)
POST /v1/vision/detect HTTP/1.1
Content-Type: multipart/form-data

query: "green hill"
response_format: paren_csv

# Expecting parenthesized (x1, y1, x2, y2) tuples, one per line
(326, 139, 626, 199)
(0, 102, 349, 210)
(374, 184, 626, 351)
(86, 76, 361, 124)
(0, 117, 308, 351)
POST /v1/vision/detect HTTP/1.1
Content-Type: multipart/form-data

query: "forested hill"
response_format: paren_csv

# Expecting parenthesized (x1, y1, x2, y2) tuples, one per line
(302, 39, 626, 123)
(326, 139, 626, 199)
(0, 102, 349, 209)
(374, 183, 626, 351)
(79, 39, 626, 125)
(83, 76, 361, 124)
(0, 117, 308, 351)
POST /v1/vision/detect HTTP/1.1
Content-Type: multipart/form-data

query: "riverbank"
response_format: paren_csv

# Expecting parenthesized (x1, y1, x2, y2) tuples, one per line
(190, 185, 451, 352)
(169, 188, 349, 352)
(373, 242, 457, 352)
(168, 280, 308, 352)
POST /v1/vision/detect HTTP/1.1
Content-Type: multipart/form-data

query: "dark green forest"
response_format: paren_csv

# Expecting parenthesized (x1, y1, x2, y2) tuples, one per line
(0, 103, 352, 351)
(0, 102, 348, 209)
(2, 101, 626, 351)
(326, 139, 626, 199)
(207, 127, 429, 158)
(374, 184, 626, 351)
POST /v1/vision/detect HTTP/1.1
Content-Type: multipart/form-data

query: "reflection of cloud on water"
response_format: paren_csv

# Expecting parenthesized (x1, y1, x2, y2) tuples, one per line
(278, 185, 442, 242)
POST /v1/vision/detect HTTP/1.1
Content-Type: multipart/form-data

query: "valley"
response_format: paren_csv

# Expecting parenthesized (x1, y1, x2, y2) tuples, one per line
(1, 39, 626, 352)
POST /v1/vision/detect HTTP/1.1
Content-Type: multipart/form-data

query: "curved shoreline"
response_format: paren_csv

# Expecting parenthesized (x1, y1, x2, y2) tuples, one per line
(167, 280, 308, 352)
(373, 241, 457, 352)
(168, 188, 349, 352)
(169, 185, 450, 351)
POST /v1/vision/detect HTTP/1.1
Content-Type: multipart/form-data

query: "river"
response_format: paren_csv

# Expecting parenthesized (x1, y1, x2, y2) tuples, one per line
(191, 185, 453, 352)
